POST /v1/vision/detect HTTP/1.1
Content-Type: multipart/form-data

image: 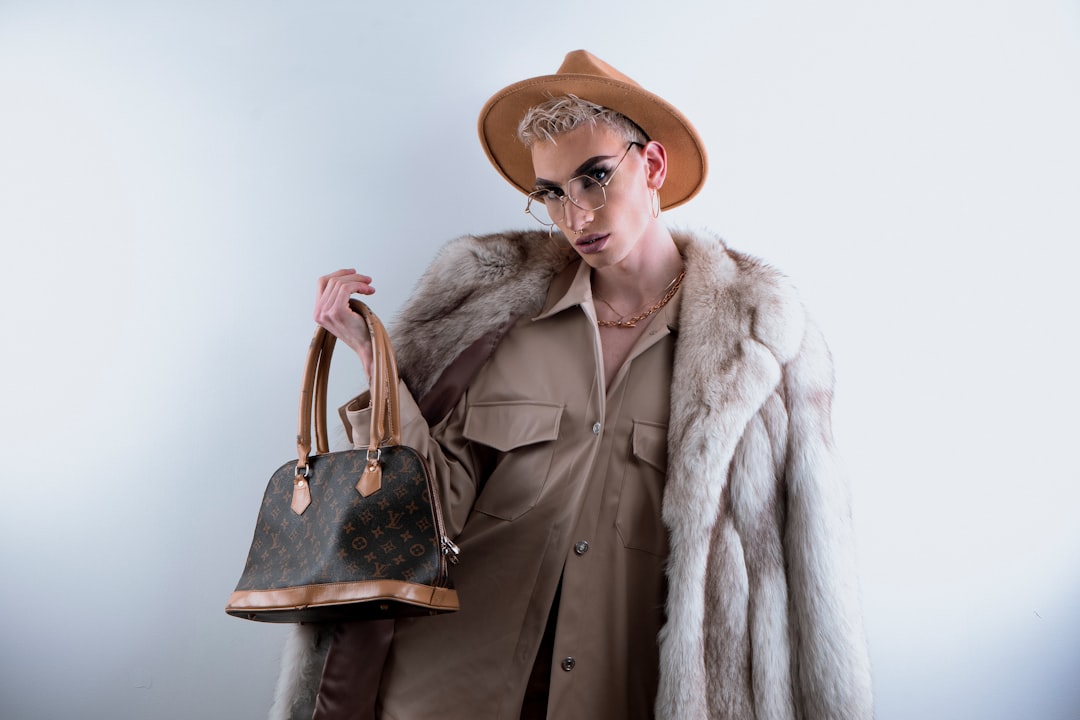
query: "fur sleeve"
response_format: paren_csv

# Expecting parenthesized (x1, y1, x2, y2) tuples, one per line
(781, 321, 875, 718)
(267, 624, 331, 720)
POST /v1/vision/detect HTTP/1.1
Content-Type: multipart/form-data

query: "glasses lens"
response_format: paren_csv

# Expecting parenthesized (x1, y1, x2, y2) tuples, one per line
(526, 194, 559, 227)
(567, 176, 606, 212)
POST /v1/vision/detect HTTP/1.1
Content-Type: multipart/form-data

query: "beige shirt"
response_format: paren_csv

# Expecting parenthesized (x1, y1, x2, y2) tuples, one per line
(347, 259, 680, 720)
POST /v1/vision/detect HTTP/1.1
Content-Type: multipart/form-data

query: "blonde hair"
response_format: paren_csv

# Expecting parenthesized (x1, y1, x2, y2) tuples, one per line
(517, 94, 649, 148)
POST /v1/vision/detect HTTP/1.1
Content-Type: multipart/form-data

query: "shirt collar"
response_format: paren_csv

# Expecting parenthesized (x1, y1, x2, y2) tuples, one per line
(533, 259, 681, 332)
(533, 259, 594, 321)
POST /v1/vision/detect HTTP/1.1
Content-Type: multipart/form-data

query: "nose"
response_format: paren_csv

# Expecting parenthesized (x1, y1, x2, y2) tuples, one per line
(561, 198, 592, 233)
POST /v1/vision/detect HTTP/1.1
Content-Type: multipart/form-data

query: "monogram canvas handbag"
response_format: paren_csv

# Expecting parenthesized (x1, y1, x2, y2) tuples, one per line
(226, 301, 460, 622)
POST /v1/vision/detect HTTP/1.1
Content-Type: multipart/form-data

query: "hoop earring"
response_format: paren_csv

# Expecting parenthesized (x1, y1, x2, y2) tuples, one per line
(650, 189, 661, 219)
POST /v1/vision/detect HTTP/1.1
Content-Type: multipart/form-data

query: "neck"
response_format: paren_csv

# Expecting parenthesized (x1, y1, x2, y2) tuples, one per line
(590, 227, 683, 309)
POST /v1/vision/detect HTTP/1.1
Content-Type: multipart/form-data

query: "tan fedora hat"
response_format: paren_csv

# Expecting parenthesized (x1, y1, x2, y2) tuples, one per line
(478, 50, 707, 211)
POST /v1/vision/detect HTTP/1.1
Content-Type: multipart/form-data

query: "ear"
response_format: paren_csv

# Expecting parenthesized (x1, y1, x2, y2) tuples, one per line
(643, 140, 668, 190)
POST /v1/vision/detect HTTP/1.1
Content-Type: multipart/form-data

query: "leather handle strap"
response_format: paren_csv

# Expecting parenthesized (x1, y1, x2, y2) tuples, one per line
(351, 300, 401, 497)
(313, 328, 336, 456)
(296, 323, 339, 465)
(292, 300, 401, 511)
(290, 327, 325, 514)
(295, 329, 324, 469)
(362, 305, 387, 454)
(356, 301, 401, 446)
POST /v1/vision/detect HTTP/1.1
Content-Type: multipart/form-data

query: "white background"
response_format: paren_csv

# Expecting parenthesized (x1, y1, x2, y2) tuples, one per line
(2, 1, 1078, 718)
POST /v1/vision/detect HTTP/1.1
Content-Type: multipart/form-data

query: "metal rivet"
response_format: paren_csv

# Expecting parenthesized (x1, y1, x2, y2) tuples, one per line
(561, 657, 576, 672)
(574, 541, 589, 556)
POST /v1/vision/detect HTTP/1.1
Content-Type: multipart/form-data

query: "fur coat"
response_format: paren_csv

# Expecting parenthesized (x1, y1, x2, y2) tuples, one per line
(270, 229, 874, 719)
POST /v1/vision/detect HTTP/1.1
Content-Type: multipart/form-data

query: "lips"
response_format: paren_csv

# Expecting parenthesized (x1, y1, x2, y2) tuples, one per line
(575, 233, 608, 254)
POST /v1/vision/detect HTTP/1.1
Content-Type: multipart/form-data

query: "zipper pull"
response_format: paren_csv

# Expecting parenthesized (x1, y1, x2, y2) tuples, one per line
(441, 537, 461, 565)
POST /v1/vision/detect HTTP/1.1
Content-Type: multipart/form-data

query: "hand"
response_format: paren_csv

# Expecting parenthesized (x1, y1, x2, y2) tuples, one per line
(314, 269, 375, 378)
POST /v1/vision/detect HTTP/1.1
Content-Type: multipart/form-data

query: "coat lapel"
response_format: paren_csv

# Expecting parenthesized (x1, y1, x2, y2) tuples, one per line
(656, 233, 804, 716)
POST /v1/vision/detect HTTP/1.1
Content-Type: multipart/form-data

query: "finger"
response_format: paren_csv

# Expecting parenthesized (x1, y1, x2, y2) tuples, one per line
(321, 273, 375, 297)
(316, 281, 373, 328)
(326, 278, 376, 310)
(318, 273, 375, 310)
(316, 271, 356, 323)
(316, 274, 373, 315)
(314, 271, 377, 329)
(317, 268, 357, 294)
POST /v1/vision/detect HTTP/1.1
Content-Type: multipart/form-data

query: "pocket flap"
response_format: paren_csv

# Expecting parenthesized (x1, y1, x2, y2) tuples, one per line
(463, 401, 563, 452)
(631, 421, 668, 473)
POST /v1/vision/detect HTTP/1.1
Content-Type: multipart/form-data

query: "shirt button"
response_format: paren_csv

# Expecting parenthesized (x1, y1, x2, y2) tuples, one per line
(574, 540, 589, 556)
(592, 422, 601, 435)
(561, 657, 576, 672)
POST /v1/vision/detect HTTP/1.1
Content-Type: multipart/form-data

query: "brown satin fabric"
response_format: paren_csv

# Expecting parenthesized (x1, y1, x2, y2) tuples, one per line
(412, 316, 519, 425)
(313, 620, 394, 720)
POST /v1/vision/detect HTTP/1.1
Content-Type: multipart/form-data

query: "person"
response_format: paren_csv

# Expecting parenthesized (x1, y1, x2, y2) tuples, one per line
(271, 50, 873, 720)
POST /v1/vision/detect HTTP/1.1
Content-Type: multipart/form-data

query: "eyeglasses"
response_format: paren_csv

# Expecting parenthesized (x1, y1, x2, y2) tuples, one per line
(525, 142, 642, 229)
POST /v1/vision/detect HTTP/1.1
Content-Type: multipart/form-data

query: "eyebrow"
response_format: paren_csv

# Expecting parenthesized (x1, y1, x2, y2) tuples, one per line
(533, 152, 619, 190)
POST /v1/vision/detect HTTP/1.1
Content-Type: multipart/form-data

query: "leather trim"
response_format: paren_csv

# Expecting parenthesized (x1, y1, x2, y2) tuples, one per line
(227, 580, 460, 611)
(226, 581, 459, 620)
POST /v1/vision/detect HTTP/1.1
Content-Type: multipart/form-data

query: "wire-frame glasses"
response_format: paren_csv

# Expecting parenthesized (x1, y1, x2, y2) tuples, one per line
(524, 141, 642, 229)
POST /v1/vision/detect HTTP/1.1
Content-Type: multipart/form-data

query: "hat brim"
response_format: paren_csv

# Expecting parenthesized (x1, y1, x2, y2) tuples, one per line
(478, 74, 707, 211)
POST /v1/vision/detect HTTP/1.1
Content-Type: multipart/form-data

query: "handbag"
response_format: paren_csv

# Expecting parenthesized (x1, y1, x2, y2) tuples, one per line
(226, 300, 461, 623)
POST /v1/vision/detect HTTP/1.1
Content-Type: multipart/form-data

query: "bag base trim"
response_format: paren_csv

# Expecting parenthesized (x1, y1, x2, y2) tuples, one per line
(226, 580, 460, 623)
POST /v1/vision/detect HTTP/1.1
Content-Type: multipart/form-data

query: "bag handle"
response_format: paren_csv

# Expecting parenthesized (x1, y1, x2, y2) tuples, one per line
(290, 299, 401, 514)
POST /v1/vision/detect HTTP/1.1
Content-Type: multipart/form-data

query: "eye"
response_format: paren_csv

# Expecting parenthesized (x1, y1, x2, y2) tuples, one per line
(582, 167, 610, 187)
(532, 187, 563, 203)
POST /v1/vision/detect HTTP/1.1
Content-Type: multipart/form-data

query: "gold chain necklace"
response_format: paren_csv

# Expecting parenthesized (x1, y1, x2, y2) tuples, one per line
(595, 270, 685, 329)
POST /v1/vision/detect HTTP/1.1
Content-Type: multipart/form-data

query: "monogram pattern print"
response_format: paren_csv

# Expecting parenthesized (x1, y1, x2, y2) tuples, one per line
(234, 446, 449, 594)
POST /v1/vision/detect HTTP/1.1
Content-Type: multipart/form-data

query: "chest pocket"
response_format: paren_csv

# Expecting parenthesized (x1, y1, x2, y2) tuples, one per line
(616, 420, 669, 556)
(463, 401, 563, 521)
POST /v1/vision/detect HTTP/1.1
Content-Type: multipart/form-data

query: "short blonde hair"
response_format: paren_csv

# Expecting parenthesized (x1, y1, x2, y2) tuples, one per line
(517, 94, 649, 148)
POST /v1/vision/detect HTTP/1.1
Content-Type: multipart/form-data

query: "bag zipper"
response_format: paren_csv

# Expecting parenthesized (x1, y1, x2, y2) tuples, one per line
(417, 453, 460, 585)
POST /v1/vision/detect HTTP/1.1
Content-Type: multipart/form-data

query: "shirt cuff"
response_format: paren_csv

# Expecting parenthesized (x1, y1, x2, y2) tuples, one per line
(340, 379, 428, 448)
